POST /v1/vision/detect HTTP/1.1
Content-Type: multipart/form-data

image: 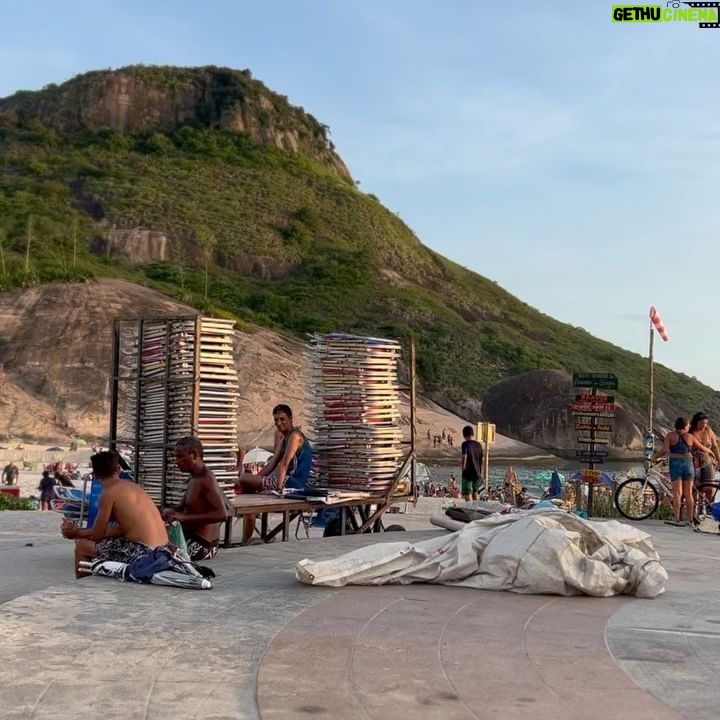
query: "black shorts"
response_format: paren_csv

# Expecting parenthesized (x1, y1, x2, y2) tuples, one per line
(95, 538, 150, 564)
(186, 533, 218, 561)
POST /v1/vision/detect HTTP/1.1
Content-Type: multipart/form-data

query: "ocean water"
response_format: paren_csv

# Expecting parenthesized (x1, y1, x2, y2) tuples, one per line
(422, 460, 645, 492)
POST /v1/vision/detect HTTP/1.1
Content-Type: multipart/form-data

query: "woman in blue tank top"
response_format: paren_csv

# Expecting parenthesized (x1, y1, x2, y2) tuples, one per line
(654, 416, 714, 525)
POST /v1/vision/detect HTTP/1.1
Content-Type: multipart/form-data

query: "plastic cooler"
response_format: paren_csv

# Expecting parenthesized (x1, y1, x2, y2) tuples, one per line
(84, 470, 133, 527)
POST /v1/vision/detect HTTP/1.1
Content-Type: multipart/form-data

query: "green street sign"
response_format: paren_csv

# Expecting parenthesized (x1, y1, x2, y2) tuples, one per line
(572, 373, 618, 390)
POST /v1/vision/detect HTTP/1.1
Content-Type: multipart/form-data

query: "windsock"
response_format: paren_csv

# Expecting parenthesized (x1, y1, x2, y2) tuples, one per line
(649, 306, 669, 342)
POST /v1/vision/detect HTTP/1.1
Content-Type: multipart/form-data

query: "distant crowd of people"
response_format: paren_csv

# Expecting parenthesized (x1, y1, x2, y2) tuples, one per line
(421, 477, 461, 499)
(426, 427, 455, 448)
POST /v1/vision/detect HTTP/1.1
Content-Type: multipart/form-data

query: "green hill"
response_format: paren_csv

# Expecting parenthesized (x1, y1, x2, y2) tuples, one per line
(0, 65, 717, 424)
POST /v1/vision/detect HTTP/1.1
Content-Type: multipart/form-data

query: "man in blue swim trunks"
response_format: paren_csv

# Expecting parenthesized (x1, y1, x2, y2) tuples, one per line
(653, 416, 715, 525)
(235, 404, 312, 542)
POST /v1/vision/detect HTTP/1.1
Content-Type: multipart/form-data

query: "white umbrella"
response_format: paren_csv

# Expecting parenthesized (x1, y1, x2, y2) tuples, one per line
(243, 447, 273, 465)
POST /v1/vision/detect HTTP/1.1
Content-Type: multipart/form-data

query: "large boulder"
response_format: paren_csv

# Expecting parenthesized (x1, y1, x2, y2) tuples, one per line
(482, 369, 644, 459)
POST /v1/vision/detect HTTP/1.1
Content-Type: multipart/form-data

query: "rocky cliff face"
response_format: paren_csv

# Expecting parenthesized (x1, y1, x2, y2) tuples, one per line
(0, 279, 312, 443)
(0, 65, 351, 180)
(482, 370, 647, 459)
(0, 280, 507, 455)
(0, 280, 195, 440)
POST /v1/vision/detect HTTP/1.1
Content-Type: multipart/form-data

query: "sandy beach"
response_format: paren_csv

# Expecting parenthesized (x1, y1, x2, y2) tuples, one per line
(0, 442, 94, 500)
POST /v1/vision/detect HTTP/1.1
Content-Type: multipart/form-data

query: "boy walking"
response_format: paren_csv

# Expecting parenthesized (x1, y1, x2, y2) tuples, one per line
(461, 425, 483, 501)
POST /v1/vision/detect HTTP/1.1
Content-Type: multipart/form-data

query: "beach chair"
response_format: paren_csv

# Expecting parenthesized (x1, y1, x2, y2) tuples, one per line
(50, 497, 83, 520)
(53, 486, 84, 502)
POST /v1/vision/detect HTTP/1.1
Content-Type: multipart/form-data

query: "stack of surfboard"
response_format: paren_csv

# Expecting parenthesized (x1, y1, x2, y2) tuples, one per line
(306, 333, 403, 492)
(112, 316, 238, 506)
(133, 317, 197, 507)
(194, 318, 239, 497)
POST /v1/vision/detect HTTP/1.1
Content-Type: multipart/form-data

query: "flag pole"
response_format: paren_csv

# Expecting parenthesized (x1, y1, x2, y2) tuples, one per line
(648, 323, 655, 434)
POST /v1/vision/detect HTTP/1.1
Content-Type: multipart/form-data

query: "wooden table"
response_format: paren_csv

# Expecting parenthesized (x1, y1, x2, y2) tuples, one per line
(224, 493, 413, 547)
(225, 495, 314, 546)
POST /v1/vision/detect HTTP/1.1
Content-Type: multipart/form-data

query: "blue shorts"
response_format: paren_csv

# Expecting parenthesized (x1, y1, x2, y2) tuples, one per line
(669, 458, 694, 481)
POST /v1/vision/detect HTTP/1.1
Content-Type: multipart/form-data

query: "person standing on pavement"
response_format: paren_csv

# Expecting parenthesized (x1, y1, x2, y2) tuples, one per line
(2, 462, 19, 486)
(653, 417, 714, 525)
(460, 425, 483, 501)
(689, 412, 720, 504)
(38, 470, 56, 511)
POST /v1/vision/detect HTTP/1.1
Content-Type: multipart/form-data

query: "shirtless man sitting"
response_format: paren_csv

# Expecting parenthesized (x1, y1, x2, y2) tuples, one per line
(161, 437, 227, 561)
(61, 451, 168, 579)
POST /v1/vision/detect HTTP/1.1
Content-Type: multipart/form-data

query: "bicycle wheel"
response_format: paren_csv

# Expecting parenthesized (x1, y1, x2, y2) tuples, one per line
(614, 478, 659, 521)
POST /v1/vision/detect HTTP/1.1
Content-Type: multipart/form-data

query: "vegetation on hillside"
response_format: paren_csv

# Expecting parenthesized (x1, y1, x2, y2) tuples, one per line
(0, 68, 718, 423)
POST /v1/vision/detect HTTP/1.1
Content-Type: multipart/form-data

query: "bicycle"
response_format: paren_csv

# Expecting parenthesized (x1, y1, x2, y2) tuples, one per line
(614, 463, 669, 521)
(614, 461, 720, 522)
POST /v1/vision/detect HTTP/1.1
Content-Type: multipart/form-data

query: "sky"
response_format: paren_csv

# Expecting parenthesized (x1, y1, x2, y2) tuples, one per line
(1, 0, 719, 387)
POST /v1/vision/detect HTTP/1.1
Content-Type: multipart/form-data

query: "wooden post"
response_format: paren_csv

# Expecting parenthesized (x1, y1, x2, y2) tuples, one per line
(192, 316, 202, 434)
(108, 319, 121, 452)
(409, 337, 417, 496)
(587, 388, 597, 516)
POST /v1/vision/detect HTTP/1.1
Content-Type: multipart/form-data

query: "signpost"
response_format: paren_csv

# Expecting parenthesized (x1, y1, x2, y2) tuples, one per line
(570, 373, 617, 514)
(572, 373, 618, 390)
(477, 422, 495, 496)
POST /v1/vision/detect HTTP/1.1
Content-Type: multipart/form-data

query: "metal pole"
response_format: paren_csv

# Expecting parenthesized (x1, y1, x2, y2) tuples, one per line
(648, 325, 655, 434)
(108, 320, 121, 451)
(160, 320, 172, 508)
(132, 319, 145, 487)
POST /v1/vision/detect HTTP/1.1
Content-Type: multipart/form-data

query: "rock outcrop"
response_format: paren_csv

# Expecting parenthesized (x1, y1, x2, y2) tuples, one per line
(482, 370, 646, 459)
(0, 279, 312, 443)
(0, 65, 351, 180)
(0, 281, 557, 458)
(0, 280, 195, 440)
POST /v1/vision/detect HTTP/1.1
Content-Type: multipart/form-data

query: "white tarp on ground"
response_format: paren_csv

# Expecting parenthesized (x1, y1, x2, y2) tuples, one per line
(295, 510, 667, 598)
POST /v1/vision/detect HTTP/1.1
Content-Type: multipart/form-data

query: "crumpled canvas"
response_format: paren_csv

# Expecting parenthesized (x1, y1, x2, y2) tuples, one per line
(295, 509, 667, 598)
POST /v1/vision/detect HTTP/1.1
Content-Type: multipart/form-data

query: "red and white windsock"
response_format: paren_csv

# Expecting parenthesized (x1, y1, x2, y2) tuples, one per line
(649, 306, 669, 342)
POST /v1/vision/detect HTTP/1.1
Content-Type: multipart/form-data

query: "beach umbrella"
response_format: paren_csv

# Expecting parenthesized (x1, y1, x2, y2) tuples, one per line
(79, 559, 213, 589)
(150, 571, 213, 589)
(243, 446, 274, 465)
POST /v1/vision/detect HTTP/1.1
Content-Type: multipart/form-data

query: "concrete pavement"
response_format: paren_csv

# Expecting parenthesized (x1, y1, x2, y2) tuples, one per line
(0, 511, 718, 719)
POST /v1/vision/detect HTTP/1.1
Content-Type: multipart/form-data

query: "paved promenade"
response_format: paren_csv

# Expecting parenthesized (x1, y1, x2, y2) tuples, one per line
(0, 511, 718, 719)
